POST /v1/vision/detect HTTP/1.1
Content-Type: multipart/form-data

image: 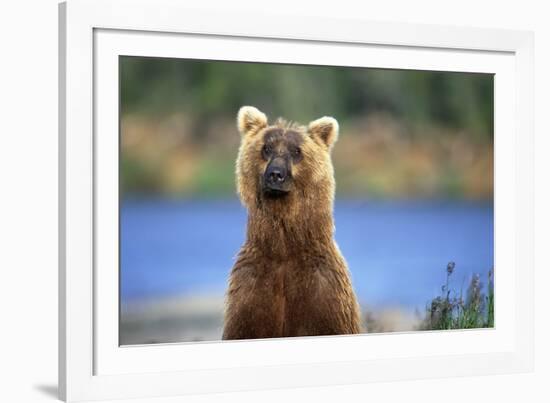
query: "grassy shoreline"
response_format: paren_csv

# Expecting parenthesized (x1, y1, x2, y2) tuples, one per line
(120, 261, 494, 345)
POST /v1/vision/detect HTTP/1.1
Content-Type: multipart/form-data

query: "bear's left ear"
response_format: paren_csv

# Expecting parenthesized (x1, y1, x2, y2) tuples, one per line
(237, 106, 268, 137)
(308, 116, 339, 149)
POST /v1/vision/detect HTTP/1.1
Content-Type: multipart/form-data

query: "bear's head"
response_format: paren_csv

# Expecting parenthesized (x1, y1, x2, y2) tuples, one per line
(236, 106, 339, 217)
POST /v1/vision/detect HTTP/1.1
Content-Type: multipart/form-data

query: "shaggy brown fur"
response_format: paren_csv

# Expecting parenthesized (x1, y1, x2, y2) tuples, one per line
(222, 106, 362, 340)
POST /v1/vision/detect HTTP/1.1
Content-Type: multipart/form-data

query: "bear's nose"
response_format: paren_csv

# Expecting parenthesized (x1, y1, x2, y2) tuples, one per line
(269, 168, 285, 183)
(265, 162, 288, 186)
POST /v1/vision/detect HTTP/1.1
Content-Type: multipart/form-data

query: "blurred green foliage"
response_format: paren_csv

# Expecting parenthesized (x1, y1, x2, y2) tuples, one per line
(120, 56, 493, 199)
(121, 57, 493, 141)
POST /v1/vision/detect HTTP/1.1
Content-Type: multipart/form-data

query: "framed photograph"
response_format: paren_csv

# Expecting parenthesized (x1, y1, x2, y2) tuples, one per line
(59, 0, 534, 401)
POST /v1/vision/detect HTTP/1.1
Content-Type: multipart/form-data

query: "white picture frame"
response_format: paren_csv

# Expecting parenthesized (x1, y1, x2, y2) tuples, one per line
(59, 0, 534, 401)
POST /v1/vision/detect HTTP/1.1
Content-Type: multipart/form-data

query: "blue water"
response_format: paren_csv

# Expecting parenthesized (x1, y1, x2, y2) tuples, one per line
(120, 199, 493, 310)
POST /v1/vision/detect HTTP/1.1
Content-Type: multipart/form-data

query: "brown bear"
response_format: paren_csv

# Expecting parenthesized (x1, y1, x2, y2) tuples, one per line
(222, 106, 362, 340)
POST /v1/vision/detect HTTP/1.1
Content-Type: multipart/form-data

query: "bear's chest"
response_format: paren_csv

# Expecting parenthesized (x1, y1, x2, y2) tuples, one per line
(264, 262, 341, 336)
(265, 259, 323, 293)
(265, 260, 332, 310)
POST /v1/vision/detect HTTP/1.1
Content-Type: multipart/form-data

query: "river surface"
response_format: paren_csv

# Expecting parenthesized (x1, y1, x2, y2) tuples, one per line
(120, 198, 494, 311)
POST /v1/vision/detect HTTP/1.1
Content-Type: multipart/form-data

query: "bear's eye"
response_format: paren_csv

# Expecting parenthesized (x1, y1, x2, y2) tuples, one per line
(262, 144, 272, 159)
(291, 147, 302, 161)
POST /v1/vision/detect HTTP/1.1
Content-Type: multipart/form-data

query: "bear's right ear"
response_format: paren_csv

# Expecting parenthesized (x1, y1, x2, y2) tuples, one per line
(308, 116, 339, 150)
(237, 106, 268, 137)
